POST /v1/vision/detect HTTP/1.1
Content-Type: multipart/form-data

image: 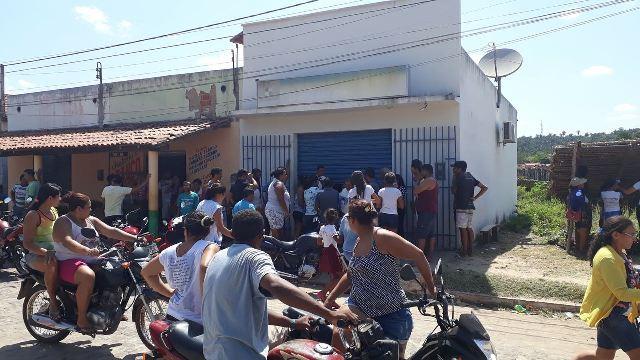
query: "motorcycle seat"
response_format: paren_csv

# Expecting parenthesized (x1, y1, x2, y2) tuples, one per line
(167, 320, 205, 360)
(27, 268, 77, 290)
(264, 236, 297, 251)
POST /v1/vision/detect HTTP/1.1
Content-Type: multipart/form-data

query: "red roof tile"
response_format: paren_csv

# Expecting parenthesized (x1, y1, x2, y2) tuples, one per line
(0, 118, 232, 155)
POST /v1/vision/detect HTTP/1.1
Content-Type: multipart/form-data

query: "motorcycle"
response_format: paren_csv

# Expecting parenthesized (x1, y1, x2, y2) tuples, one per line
(0, 197, 27, 275)
(147, 306, 334, 360)
(261, 233, 322, 284)
(269, 259, 498, 360)
(17, 228, 169, 351)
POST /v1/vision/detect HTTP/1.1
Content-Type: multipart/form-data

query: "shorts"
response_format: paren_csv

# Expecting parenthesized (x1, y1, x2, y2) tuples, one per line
(378, 213, 399, 229)
(416, 212, 436, 239)
(265, 208, 286, 230)
(456, 210, 474, 229)
(597, 307, 640, 352)
(345, 301, 413, 343)
(303, 215, 319, 233)
(25, 253, 41, 267)
(292, 211, 304, 223)
(576, 206, 593, 229)
(58, 259, 90, 284)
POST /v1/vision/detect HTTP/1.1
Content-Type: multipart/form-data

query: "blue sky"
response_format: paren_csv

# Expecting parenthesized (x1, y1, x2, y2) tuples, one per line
(1, 0, 638, 136)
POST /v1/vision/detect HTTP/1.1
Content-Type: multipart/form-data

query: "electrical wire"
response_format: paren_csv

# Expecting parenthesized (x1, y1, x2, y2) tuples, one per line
(3, 0, 320, 66)
(9, 0, 603, 78)
(6, 0, 636, 107)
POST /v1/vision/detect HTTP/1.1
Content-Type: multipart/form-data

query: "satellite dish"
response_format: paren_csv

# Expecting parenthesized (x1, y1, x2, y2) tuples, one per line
(478, 47, 523, 108)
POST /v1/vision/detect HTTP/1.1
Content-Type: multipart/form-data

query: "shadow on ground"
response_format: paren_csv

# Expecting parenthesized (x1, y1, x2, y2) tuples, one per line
(0, 339, 144, 360)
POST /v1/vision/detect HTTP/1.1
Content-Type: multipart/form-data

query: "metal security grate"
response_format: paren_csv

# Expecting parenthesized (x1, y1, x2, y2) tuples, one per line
(393, 126, 458, 250)
(242, 134, 292, 191)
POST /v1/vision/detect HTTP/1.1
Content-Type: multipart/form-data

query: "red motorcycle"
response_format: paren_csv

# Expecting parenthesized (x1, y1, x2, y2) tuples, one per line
(146, 307, 333, 360)
(0, 208, 27, 275)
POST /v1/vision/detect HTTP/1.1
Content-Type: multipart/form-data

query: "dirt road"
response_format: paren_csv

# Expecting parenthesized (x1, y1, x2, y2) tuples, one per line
(0, 269, 623, 359)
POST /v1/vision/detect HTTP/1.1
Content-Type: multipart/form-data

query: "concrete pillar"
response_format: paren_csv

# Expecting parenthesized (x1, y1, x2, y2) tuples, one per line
(33, 155, 43, 181)
(147, 151, 159, 235)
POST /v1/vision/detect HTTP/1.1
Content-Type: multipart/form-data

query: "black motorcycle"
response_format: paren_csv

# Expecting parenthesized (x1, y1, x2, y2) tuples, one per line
(0, 209, 27, 275)
(261, 234, 322, 284)
(330, 260, 497, 359)
(17, 228, 168, 351)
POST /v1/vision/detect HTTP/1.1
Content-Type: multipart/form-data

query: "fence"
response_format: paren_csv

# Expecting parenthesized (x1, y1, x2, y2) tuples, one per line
(517, 163, 551, 181)
(393, 126, 458, 250)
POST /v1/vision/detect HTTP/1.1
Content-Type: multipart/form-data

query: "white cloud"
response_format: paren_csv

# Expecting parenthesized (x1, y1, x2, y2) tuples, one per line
(581, 65, 613, 77)
(17, 79, 35, 89)
(74, 6, 111, 34)
(74, 6, 132, 36)
(117, 20, 132, 35)
(607, 103, 640, 123)
(614, 103, 638, 113)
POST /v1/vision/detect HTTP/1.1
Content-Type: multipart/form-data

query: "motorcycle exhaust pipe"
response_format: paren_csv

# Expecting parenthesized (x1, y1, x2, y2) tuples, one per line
(31, 313, 76, 332)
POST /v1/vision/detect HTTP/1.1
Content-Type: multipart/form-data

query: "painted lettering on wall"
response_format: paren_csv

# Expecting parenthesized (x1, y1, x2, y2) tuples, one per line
(110, 151, 145, 175)
(188, 145, 220, 176)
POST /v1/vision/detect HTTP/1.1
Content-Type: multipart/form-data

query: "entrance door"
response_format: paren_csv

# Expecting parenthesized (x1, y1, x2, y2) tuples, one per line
(158, 152, 186, 219)
(297, 129, 392, 185)
(43, 154, 72, 193)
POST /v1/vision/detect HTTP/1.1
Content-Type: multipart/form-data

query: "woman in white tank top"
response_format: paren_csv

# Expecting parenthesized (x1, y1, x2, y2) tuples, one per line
(52, 192, 139, 332)
(142, 211, 220, 324)
(264, 167, 291, 239)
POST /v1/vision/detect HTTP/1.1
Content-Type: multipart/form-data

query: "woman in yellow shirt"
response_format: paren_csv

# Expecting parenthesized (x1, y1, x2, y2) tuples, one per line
(577, 216, 640, 360)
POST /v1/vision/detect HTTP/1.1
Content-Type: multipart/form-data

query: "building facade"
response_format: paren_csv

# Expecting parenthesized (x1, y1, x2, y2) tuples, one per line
(235, 0, 518, 248)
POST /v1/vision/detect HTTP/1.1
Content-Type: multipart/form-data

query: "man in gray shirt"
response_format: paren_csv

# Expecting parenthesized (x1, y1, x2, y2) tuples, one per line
(315, 176, 340, 223)
(202, 210, 355, 359)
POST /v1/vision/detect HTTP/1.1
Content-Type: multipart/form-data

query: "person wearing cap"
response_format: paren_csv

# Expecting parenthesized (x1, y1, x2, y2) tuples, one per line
(568, 177, 591, 256)
(451, 161, 488, 257)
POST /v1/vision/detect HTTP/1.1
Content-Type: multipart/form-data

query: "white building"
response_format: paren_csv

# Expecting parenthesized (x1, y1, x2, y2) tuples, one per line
(235, 0, 518, 248)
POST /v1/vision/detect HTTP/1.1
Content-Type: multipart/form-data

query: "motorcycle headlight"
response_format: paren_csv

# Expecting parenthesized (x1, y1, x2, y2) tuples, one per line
(473, 339, 497, 360)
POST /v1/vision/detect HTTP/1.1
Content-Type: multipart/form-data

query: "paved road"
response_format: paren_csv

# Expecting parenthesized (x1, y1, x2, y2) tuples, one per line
(0, 268, 623, 359)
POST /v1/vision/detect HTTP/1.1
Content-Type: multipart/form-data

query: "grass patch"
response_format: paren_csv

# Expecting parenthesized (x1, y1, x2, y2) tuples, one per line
(504, 183, 566, 245)
(443, 266, 586, 303)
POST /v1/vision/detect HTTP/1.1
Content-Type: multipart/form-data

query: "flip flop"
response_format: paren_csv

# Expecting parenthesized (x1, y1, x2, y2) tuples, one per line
(49, 306, 62, 323)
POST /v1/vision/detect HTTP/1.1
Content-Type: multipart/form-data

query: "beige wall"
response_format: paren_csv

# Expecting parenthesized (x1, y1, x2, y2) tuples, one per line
(71, 153, 110, 201)
(8, 156, 34, 188)
(169, 121, 241, 188)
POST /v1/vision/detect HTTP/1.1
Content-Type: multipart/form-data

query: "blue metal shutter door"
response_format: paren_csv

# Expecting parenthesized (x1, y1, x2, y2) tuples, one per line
(297, 129, 392, 183)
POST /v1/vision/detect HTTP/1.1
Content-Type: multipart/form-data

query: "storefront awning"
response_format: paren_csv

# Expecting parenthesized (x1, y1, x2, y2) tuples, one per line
(0, 117, 233, 156)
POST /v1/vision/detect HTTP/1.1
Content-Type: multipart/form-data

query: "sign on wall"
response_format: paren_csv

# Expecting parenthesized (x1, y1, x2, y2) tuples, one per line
(110, 151, 145, 175)
(188, 145, 220, 177)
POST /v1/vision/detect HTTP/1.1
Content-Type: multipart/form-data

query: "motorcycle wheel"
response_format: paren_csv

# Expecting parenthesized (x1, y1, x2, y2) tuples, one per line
(22, 285, 70, 343)
(10, 244, 28, 276)
(133, 296, 168, 351)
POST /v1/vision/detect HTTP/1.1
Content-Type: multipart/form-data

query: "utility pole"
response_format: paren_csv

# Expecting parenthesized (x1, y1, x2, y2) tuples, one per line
(96, 62, 104, 127)
(0, 64, 6, 127)
(232, 45, 240, 111)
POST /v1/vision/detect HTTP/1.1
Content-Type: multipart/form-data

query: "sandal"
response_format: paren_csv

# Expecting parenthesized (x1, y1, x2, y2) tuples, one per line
(49, 305, 62, 323)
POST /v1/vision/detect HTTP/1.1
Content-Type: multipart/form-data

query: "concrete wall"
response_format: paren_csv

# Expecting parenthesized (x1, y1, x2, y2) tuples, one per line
(240, 101, 459, 179)
(241, 0, 461, 110)
(71, 153, 110, 200)
(7, 69, 240, 131)
(458, 52, 518, 232)
(8, 156, 34, 191)
(168, 121, 241, 189)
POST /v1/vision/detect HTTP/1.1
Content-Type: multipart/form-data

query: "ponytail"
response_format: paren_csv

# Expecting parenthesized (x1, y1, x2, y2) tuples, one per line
(588, 215, 634, 265)
(183, 211, 213, 239)
(351, 171, 366, 199)
(28, 183, 62, 212)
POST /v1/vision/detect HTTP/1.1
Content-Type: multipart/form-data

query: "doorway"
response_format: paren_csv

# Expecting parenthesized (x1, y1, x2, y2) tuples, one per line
(158, 152, 186, 219)
(43, 154, 72, 193)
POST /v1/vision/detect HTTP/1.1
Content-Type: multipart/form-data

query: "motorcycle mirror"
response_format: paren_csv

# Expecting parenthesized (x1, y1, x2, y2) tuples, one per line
(26, 197, 33, 204)
(3, 197, 12, 204)
(162, 220, 168, 226)
(399, 264, 417, 281)
(80, 227, 99, 239)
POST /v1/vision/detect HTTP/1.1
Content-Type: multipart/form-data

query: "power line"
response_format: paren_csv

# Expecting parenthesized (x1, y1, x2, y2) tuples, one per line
(9, 0, 600, 78)
(6, 0, 634, 107)
(3, 0, 320, 66)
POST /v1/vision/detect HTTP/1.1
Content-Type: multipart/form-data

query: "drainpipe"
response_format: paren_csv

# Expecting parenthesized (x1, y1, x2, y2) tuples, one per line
(147, 151, 159, 235)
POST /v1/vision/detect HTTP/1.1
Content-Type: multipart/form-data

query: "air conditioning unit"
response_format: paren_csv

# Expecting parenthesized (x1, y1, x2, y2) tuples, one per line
(503, 121, 516, 143)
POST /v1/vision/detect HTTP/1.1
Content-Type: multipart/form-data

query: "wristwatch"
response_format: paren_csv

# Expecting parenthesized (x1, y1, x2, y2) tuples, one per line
(288, 318, 296, 331)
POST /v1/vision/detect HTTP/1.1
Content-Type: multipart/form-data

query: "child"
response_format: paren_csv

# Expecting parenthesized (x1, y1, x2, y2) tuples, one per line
(600, 179, 622, 223)
(316, 208, 345, 302)
(377, 172, 405, 233)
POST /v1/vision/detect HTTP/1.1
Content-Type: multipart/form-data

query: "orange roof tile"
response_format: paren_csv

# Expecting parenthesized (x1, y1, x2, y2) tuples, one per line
(0, 118, 232, 155)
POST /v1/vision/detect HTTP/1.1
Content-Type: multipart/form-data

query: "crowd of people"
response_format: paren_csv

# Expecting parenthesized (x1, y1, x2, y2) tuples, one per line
(6, 158, 498, 359)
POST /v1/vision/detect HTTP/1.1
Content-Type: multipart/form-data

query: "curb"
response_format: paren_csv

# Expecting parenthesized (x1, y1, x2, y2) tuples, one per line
(448, 290, 580, 313)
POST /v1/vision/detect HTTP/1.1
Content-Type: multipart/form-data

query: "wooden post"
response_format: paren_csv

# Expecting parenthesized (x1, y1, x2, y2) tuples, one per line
(148, 151, 159, 235)
(566, 143, 579, 254)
